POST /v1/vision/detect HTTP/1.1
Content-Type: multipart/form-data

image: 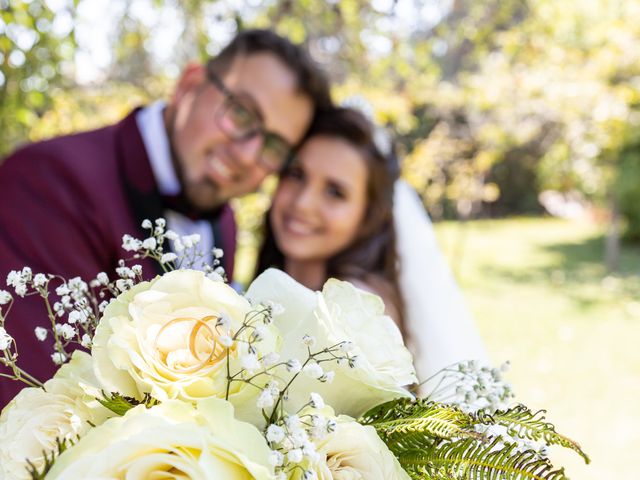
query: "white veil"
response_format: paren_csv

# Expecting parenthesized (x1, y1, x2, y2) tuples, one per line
(394, 180, 488, 384)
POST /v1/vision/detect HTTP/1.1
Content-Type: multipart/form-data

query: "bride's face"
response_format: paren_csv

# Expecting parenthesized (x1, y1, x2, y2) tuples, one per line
(270, 135, 368, 264)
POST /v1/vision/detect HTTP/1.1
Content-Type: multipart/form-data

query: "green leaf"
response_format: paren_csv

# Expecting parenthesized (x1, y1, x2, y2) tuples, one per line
(401, 437, 569, 480)
(476, 405, 590, 464)
(26, 437, 75, 480)
(360, 398, 480, 453)
(97, 391, 159, 416)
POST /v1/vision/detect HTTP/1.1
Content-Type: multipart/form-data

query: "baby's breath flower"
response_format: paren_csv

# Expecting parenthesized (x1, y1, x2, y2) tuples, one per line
(55, 284, 70, 296)
(309, 392, 325, 409)
(55, 323, 76, 340)
(141, 219, 152, 229)
(96, 272, 109, 285)
(321, 371, 335, 383)
(155, 218, 166, 228)
(141, 237, 157, 250)
(303, 362, 323, 379)
(241, 353, 261, 372)
(286, 358, 302, 373)
(212, 247, 224, 258)
(33, 273, 47, 287)
(268, 450, 284, 467)
(0, 290, 11, 305)
(266, 424, 285, 443)
(81, 334, 92, 348)
(160, 252, 177, 264)
(326, 418, 337, 433)
(262, 352, 280, 367)
(303, 469, 318, 480)
(34, 327, 48, 341)
(302, 334, 316, 348)
(0, 327, 13, 350)
(122, 234, 142, 252)
(163, 229, 179, 241)
(339, 341, 354, 353)
(14, 284, 27, 297)
(287, 448, 303, 463)
(131, 265, 143, 276)
(257, 388, 276, 409)
(51, 352, 67, 365)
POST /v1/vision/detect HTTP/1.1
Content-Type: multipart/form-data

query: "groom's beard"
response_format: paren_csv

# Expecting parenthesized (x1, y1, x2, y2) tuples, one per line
(164, 109, 224, 213)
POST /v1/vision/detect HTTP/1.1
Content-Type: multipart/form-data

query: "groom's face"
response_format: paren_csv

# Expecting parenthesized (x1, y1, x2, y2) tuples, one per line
(166, 53, 314, 210)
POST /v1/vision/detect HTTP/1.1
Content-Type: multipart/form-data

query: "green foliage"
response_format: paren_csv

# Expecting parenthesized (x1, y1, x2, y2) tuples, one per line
(360, 398, 479, 451)
(360, 397, 588, 479)
(25, 436, 75, 480)
(0, 0, 78, 156)
(401, 437, 568, 480)
(97, 391, 159, 416)
(476, 405, 590, 464)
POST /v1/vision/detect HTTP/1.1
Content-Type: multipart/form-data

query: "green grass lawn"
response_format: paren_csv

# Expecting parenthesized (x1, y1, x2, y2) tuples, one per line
(434, 217, 640, 479)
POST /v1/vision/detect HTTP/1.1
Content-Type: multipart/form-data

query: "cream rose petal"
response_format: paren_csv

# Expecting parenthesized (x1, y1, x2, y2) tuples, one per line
(246, 269, 416, 418)
(0, 351, 111, 480)
(91, 270, 276, 410)
(46, 399, 274, 480)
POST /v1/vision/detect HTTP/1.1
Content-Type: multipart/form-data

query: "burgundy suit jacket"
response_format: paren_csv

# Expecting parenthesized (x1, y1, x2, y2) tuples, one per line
(0, 110, 236, 406)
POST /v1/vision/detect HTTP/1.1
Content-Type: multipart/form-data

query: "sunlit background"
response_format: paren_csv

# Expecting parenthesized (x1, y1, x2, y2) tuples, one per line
(2, 0, 640, 477)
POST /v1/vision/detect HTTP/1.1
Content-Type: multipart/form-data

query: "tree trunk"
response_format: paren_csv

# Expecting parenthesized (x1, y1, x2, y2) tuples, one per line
(605, 197, 620, 273)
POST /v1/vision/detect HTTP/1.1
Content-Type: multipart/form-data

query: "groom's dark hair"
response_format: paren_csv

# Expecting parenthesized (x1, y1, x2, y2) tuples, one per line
(207, 29, 332, 113)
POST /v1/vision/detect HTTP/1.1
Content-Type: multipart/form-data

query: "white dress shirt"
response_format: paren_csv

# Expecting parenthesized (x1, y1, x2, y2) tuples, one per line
(135, 102, 214, 269)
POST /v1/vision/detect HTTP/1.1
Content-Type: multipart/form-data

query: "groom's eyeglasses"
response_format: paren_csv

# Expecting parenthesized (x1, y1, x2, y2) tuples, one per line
(207, 70, 293, 172)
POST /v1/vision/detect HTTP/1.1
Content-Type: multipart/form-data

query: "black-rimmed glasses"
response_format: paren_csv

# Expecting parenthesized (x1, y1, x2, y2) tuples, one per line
(207, 70, 293, 171)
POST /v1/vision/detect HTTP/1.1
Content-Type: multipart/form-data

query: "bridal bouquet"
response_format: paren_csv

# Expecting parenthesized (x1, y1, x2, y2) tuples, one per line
(0, 220, 588, 479)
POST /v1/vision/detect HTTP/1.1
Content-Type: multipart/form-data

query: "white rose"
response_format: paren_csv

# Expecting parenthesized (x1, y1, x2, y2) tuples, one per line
(47, 399, 275, 479)
(311, 416, 410, 480)
(92, 269, 279, 412)
(246, 270, 416, 419)
(0, 351, 110, 480)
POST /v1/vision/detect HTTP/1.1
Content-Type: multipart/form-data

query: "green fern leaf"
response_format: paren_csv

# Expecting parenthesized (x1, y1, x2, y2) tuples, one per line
(476, 405, 590, 464)
(360, 398, 480, 453)
(401, 437, 569, 480)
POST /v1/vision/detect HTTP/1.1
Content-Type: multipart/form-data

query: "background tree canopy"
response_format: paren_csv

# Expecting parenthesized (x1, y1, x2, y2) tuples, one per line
(2, 0, 640, 249)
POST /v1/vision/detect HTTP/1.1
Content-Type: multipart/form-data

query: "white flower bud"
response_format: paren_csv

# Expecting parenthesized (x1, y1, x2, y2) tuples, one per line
(33, 273, 47, 287)
(34, 327, 48, 341)
(51, 352, 67, 365)
(287, 449, 303, 463)
(309, 392, 325, 409)
(303, 362, 323, 379)
(0, 290, 11, 305)
(0, 327, 13, 350)
(266, 424, 285, 443)
(81, 334, 92, 348)
(256, 388, 275, 409)
(286, 358, 302, 373)
(160, 252, 177, 264)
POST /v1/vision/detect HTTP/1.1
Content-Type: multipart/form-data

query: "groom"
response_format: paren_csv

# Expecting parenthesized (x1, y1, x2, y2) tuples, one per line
(0, 29, 332, 405)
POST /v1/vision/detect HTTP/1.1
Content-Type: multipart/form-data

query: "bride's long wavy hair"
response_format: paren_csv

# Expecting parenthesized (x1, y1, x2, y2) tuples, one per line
(254, 107, 405, 328)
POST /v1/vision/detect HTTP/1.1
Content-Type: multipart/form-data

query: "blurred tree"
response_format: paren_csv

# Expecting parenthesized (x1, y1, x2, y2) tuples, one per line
(0, 0, 79, 156)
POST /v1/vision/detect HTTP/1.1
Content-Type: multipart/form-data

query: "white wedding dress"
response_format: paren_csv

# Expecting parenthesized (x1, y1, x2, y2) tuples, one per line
(394, 180, 488, 385)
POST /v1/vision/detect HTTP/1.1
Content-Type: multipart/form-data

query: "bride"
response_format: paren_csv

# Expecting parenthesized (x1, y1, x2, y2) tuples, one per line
(253, 106, 487, 382)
